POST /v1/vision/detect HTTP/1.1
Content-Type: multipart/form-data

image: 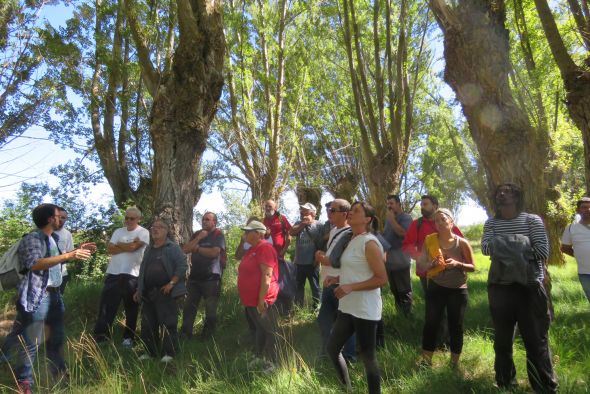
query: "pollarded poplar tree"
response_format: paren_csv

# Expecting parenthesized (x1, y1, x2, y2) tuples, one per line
(339, 0, 433, 218)
(532, 0, 590, 194)
(61, 0, 224, 241)
(209, 0, 305, 209)
(429, 0, 565, 263)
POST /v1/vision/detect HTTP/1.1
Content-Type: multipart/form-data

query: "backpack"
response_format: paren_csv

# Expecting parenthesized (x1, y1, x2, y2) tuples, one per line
(0, 240, 25, 290)
(277, 258, 296, 300)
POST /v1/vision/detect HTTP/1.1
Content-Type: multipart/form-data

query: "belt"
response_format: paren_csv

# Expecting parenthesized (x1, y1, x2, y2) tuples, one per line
(46, 286, 60, 293)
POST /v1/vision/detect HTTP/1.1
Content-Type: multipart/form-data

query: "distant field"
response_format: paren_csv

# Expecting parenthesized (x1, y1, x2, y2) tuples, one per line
(1, 252, 588, 393)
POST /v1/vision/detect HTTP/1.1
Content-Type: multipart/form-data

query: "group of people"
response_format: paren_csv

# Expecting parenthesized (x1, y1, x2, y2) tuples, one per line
(3, 183, 590, 393)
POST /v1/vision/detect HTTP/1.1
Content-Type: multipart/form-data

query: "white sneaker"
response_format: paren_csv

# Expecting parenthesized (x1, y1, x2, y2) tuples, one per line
(138, 354, 151, 361)
(121, 338, 133, 348)
(160, 355, 174, 363)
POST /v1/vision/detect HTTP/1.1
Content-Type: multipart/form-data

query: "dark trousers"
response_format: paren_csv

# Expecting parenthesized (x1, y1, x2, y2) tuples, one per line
(317, 284, 356, 360)
(181, 277, 220, 336)
(245, 304, 280, 363)
(295, 264, 321, 308)
(420, 277, 449, 347)
(327, 311, 380, 394)
(140, 289, 181, 357)
(59, 274, 70, 295)
(422, 281, 468, 354)
(488, 283, 557, 392)
(93, 274, 139, 341)
(386, 267, 413, 316)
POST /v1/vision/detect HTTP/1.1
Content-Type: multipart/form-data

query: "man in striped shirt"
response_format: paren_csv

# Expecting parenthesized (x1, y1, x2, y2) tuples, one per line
(481, 183, 557, 393)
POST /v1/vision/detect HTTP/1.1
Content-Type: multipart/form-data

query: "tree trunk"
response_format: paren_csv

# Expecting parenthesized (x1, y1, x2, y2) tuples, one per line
(296, 186, 323, 218)
(429, 0, 564, 264)
(149, 2, 224, 242)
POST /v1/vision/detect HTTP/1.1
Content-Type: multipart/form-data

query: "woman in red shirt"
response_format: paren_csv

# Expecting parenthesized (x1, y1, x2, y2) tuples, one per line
(237, 220, 280, 369)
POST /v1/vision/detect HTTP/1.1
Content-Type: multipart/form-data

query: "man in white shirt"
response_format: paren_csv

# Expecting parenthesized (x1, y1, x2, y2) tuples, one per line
(93, 207, 150, 346)
(561, 196, 590, 304)
(54, 207, 74, 294)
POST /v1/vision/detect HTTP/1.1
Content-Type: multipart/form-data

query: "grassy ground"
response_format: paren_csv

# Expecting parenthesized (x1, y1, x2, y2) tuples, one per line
(1, 252, 589, 393)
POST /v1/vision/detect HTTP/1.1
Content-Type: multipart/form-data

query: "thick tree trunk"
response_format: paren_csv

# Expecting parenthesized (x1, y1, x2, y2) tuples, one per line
(365, 156, 402, 229)
(430, 0, 564, 264)
(296, 186, 323, 218)
(148, 1, 224, 242)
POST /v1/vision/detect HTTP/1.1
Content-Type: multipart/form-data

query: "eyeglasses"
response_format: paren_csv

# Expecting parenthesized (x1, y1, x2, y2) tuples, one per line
(125, 216, 139, 221)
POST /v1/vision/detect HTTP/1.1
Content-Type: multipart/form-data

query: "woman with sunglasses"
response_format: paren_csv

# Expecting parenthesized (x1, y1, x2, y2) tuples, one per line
(325, 201, 388, 394)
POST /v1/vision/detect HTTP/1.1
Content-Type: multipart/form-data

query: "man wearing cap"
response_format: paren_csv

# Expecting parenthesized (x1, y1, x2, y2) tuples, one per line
(93, 206, 150, 347)
(237, 220, 280, 368)
(263, 200, 291, 258)
(289, 202, 323, 309)
(561, 196, 590, 304)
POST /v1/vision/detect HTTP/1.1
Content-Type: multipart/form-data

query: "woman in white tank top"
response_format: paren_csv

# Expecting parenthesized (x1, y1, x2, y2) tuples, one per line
(325, 201, 387, 394)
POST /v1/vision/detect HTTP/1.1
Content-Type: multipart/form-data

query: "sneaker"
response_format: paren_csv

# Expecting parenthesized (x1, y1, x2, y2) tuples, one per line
(121, 338, 133, 348)
(160, 355, 174, 363)
(138, 354, 152, 361)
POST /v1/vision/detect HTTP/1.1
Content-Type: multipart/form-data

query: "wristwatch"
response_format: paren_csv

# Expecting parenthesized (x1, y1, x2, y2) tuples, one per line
(169, 281, 176, 286)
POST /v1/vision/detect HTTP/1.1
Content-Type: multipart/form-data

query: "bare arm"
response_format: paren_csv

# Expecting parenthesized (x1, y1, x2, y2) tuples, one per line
(334, 240, 387, 298)
(31, 248, 92, 271)
(560, 244, 574, 257)
(446, 238, 475, 272)
(257, 264, 273, 314)
(386, 211, 406, 237)
(108, 239, 145, 255)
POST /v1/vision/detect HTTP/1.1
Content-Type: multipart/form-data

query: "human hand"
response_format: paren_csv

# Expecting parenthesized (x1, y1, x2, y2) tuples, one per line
(444, 258, 462, 269)
(257, 300, 268, 315)
(161, 282, 174, 295)
(197, 230, 209, 240)
(324, 276, 339, 288)
(133, 290, 141, 303)
(80, 242, 97, 253)
(334, 284, 353, 299)
(71, 248, 92, 261)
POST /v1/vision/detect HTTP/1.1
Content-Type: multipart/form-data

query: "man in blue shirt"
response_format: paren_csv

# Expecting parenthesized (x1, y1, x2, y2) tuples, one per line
(1, 203, 94, 393)
(382, 194, 413, 316)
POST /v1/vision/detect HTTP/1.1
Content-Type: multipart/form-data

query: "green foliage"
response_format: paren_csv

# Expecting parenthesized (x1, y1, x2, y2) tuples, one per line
(461, 223, 484, 246)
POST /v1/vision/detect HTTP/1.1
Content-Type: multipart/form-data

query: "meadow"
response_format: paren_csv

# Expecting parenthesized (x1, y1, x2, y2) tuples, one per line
(1, 251, 589, 393)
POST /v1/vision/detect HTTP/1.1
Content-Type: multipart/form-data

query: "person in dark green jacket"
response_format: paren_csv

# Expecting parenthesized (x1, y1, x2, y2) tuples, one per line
(134, 218, 187, 363)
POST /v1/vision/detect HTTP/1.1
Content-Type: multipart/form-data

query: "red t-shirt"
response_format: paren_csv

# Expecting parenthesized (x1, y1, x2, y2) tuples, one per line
(263, 214, 291, 255)
(237, 240, 279, 307)
(401, 217, 463, 277)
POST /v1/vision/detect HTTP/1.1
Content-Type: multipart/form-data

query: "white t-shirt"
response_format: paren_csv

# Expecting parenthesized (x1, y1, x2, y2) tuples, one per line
(561, 222, 590, 274)
(47, 236, 63, 287)
(320, 225, 350, 283)
(55, 227, 74, 277)
(107, 226, 150, 277)
(338, 233, 384, 321)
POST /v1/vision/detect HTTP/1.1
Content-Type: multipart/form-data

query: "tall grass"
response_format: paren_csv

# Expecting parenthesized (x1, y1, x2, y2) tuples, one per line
(1, 253, 589, 393)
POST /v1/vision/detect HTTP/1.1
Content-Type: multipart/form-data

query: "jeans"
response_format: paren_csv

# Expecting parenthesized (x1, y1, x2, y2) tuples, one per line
(140, 289, 181, 357)
(245, 304, 280, 362)
(3, 289, 66, 385)
(386, 267, 412, 316)
(295, 264, 321, 308)
(578, 274, 590, 303)
(93, 274, 139, 341)
(327, 311, 380, 394)
(422, 281, 468, 354)
(488, 283, 558, 392)
(317, 284, 356, 360)
(181, 277, 221, 336)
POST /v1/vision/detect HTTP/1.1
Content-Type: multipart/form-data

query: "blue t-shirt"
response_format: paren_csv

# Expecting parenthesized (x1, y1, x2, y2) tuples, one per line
(294, 221, 323, 265)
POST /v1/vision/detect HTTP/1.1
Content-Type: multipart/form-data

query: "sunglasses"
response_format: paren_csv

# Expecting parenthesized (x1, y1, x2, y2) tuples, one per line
(125, 216, 139, 221)
(328, 208, 348, 213)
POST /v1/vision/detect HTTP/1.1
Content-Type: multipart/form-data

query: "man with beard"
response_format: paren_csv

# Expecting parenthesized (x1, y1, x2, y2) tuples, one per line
(262, 200, 291, 258)
(561, 196, 590, 304)
(482, 183, 557, 392)
(1, 204, 94, 393)
(402, 195, 463, 347)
